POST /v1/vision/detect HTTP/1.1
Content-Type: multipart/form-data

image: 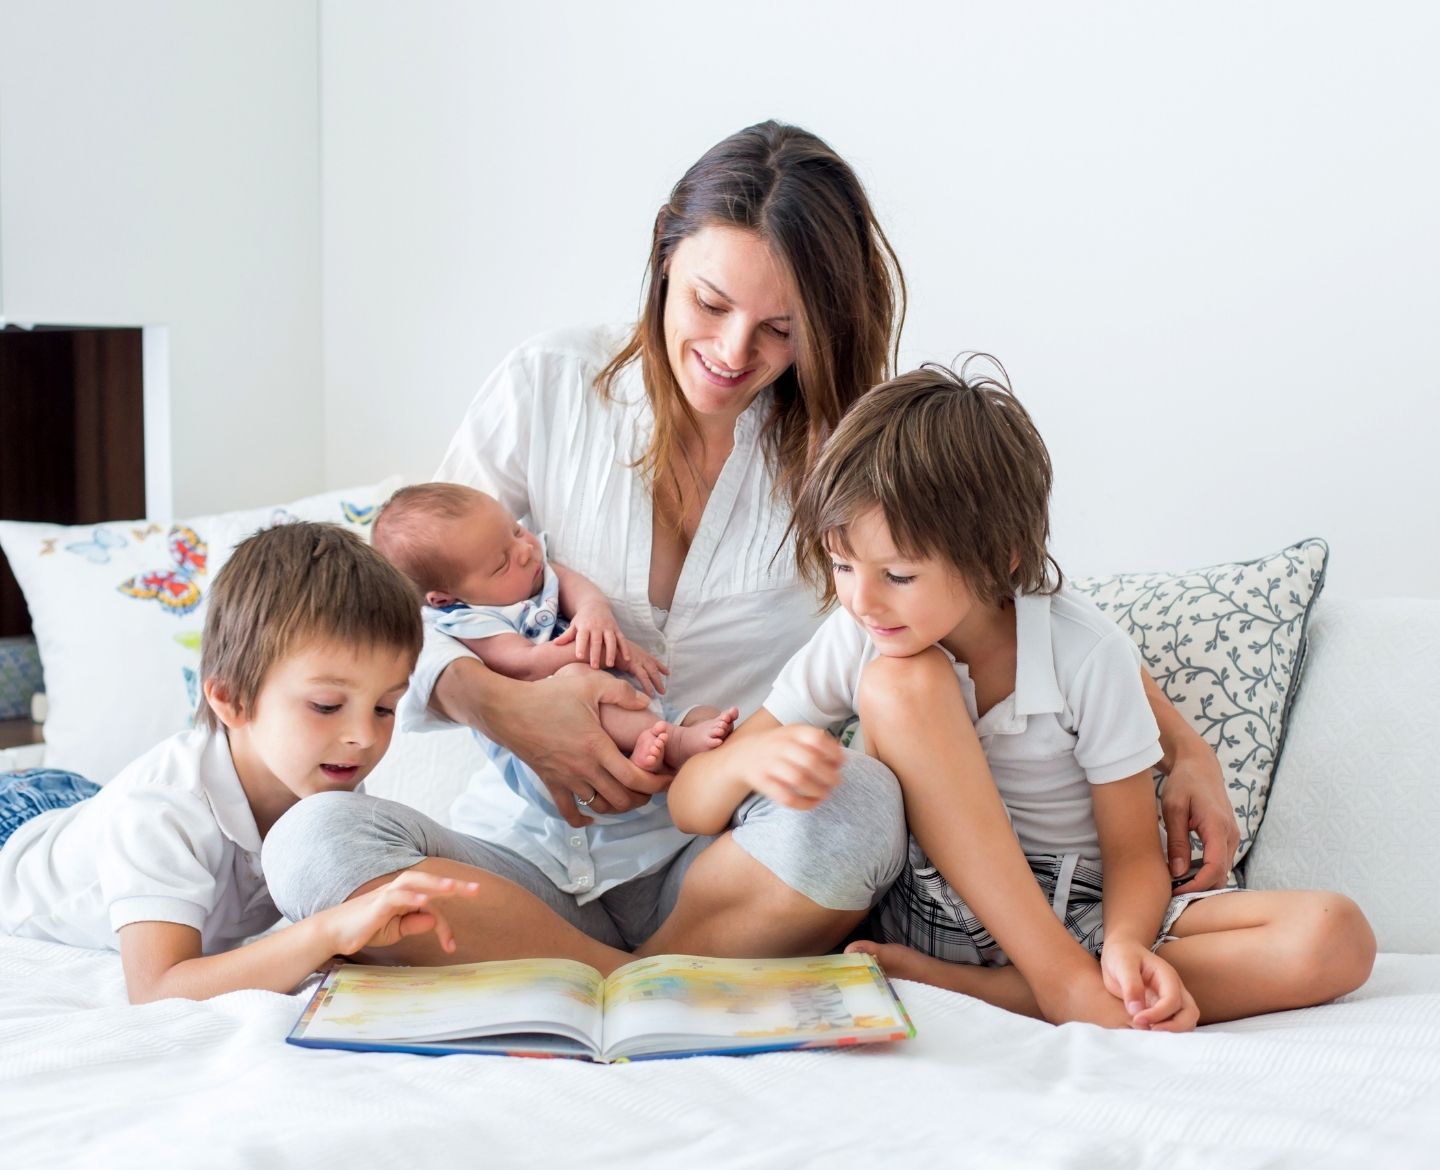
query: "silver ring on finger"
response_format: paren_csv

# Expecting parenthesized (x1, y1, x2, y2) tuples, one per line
(575, 792, 596, 807)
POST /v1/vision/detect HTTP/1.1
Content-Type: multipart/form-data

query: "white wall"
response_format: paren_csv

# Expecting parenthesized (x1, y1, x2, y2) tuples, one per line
(0, 1, 322, 516)
(320, 1, 1440, 600)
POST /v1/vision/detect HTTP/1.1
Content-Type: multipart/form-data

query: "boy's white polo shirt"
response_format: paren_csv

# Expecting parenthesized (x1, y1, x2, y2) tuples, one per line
(0, 726, 279, 952)
(764, 588, 1163, 858)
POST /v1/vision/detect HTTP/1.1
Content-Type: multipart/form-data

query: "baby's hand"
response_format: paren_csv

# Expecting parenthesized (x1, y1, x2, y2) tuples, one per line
(1100, 939, 1199, 1032)
(555, 600, 628, 670)
(315, 872, 482, 957)
(621, 645, 669, 697)
(738, 725, 845, 810)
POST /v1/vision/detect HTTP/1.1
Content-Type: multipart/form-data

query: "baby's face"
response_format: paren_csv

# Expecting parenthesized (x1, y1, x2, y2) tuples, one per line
(436, 495, 546, 609)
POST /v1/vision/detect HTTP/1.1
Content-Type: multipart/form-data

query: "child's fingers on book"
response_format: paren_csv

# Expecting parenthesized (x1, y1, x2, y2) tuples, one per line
(424, 907, 458, 954)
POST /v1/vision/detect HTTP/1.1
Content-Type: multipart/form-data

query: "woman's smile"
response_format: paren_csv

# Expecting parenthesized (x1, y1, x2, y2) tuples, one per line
(692, 349, 757, 389)
(664, 223, 795, 423)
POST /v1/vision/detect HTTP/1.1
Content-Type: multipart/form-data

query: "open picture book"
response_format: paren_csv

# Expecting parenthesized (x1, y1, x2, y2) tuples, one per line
(287, 951, 915, 1063)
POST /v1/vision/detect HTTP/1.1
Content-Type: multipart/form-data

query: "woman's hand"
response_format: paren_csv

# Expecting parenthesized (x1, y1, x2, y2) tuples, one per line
(1100, 939, 1199, 1032)
(1161, 744, 1240, 893)
(433, 658, 667, 829)
(1142, 670, 1240, 893)
(315, 872, 483, 957)
(512, 669, 670, 826)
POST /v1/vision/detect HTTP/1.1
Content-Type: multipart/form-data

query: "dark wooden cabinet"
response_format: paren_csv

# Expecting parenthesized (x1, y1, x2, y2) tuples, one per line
(0, 325, 146, 638)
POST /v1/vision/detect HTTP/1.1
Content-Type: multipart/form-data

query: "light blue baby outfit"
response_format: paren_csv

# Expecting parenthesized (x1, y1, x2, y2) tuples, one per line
(432, 561, 566, 645)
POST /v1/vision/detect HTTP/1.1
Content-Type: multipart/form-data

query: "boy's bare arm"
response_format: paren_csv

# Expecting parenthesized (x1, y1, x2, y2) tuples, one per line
(668, 708, 844, 835)
(1093, 772, 1174, 951)
(457, 631, 584, 682)
(116, 873, 481, 1003)
(1093, 771, 1198, 1031)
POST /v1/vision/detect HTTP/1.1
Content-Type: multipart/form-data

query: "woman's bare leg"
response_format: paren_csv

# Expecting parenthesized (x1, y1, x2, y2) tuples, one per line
(353, 861, 634, 975)
(634, 834, 867, 958)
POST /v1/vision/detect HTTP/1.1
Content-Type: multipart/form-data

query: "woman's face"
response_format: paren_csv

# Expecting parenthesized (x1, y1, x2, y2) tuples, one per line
(663, 223, 797, 425)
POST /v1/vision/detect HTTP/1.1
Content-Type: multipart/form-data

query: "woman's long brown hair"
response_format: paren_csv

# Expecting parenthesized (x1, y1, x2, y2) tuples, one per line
(596, 120, 906, 519)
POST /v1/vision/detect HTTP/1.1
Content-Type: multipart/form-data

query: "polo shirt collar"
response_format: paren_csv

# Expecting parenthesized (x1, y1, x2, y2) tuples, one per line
(1013, 592, 1064, 716)
(204, 729, 264, 854)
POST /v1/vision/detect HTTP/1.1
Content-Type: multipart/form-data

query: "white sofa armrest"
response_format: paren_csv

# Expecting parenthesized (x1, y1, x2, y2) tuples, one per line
(1244, 596, 1440, 952)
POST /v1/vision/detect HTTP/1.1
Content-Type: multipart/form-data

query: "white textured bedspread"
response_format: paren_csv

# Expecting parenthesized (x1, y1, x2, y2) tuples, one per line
(3, 938, 1437, 1169)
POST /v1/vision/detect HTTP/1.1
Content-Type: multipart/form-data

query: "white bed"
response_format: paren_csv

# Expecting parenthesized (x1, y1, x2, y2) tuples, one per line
(2, 536, 1437, 1168)
(3, 935, 1438, 1170)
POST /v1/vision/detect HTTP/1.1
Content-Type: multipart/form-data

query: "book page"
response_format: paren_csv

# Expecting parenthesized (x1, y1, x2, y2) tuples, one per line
(293, 959, 605, 1051)
(599, 953, 911, 1061)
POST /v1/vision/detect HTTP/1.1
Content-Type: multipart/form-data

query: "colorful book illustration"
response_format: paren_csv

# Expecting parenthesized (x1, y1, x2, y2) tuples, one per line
(286, 951, 915, 1063)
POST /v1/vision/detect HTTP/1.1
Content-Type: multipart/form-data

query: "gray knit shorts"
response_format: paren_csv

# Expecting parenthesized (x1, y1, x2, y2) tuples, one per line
(263, 749, 905, 952)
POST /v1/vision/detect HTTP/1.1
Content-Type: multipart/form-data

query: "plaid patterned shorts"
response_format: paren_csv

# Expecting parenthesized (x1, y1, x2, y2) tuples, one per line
(871, 838, 1229, 966)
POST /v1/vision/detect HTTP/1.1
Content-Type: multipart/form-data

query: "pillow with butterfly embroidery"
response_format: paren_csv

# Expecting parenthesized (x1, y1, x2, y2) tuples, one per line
(0, 478, 400, 783)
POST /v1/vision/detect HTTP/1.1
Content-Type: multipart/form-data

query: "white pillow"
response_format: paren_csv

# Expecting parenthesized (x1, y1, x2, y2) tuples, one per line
(0, 480, 398, 783)
(1243, 598, 1440, 953)
(1072, 538, 1329, 870)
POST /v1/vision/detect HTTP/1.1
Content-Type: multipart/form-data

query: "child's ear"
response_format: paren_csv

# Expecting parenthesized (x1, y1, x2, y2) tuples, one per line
(425, 590, 458, 609)
(203, 678, 247, 729)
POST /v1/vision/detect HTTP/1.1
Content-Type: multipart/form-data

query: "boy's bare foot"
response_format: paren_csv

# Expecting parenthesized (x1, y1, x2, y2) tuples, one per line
(845, 940, 1043, 1018)
(630, 722, 670, 773)
(664, 706, 740, 770)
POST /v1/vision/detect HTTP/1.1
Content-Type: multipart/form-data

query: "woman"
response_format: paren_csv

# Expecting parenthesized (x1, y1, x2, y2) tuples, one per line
(264, 122, 1236, 1011)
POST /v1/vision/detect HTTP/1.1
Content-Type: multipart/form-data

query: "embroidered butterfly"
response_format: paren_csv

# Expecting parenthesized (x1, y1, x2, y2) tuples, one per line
(117, 526, 208, 616)
(131, 523, 161, 541)
(65, 527, 126, 564)
(182, 666, 200, 715)
(341, 501, 378, 526)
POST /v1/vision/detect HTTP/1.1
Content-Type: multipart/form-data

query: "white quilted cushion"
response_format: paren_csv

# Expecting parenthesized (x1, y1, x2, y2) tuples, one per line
(1244, 597, 1440, 953)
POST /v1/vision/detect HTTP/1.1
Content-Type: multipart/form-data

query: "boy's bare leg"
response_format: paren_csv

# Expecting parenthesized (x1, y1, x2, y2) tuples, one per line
(634, 834, 866, 959)
(351, 861, 633, 975)
(847, 941, 1043, 1018)
(1157, 889, 1375, 1023)
(856, 650, 1126, 1027)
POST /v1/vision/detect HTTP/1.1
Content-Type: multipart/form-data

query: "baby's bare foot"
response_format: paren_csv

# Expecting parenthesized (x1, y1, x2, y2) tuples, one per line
(665, 706, 740, 769)
(630, 722, 670, 773)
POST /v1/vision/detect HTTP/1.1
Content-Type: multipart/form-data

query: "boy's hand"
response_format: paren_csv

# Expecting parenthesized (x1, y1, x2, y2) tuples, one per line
(735, 725, 845, 810)
(555, 600, 630, 670)
(317, 872, 482, 957)
(1033, 958, 1138, 1029)
(1100, 939, 1199, 1032)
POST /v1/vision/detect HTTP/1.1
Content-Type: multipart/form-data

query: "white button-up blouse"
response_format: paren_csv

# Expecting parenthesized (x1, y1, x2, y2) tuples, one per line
(398, 324, 824, 902)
